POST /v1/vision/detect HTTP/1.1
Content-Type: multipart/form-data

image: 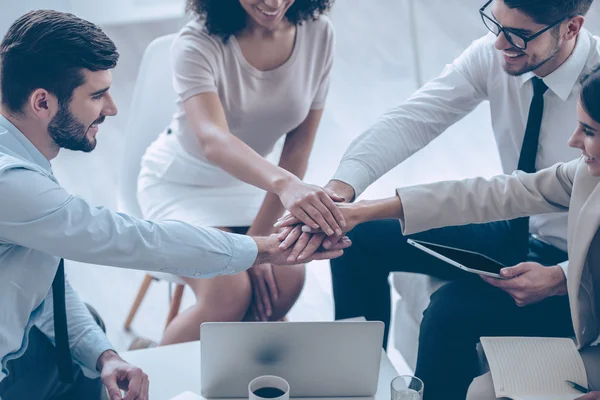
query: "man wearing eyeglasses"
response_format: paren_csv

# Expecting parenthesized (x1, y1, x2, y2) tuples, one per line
(315, 0, 600, 399)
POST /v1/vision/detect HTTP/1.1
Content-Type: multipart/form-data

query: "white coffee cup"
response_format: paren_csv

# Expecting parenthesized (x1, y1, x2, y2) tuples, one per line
(248, 375, 290, 400)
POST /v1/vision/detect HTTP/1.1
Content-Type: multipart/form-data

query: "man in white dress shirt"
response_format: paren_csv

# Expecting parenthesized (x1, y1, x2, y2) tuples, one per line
(308, 0, 600, 399)
(0, 10, 349, 400)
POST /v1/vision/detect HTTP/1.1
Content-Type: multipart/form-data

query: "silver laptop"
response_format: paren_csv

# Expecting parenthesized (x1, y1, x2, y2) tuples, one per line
(200, 321, 384, 398)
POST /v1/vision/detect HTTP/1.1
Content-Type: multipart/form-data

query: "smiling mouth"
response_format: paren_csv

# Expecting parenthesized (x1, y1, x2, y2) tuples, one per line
(256, 6, 281, 17)
(89, 116, 105, 131)
(504, 50, 526, 59)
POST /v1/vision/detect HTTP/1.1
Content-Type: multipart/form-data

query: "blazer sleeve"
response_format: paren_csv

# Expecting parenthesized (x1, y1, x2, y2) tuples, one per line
(397, 159, 580, 236)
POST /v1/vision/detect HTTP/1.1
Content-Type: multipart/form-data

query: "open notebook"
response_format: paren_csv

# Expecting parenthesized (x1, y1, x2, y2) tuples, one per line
(481, 337, 588, 400)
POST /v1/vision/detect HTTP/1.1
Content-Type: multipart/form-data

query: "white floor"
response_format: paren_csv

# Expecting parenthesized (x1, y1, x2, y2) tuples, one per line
(27, 0, 600, 377)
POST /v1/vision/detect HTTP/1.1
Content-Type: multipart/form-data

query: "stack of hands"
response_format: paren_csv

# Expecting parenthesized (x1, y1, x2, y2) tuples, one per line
(271, 179, 569, 314)
(246, 181, 359, 322)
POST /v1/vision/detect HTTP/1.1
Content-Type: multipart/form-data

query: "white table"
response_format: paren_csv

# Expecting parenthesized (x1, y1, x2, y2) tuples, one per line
(122, 341, 399, 400)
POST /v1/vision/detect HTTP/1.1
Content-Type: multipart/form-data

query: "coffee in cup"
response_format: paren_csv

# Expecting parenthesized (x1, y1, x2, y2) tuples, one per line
(248, 375, 290, 400)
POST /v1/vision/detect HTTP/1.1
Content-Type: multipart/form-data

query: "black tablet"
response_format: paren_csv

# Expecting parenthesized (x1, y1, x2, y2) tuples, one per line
(407, 239, 508, 279)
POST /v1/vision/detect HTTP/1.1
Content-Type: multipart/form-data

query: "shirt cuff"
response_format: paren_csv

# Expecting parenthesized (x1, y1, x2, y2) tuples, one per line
(72, 326, 115, 379)
(331, 160, 373, 200)
(558, 260, 569, 277)
(222, 234, 258, 275)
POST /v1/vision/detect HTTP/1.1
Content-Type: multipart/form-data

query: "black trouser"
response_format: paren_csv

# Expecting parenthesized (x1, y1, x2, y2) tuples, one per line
(0, 328, 104, 400)
(330, 219, 574, 400)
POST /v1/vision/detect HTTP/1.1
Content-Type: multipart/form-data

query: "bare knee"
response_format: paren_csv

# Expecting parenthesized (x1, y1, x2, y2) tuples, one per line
(185, 273, 252, 321)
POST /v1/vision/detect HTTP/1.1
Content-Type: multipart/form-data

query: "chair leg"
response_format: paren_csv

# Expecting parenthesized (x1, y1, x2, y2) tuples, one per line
(165, 284, 185, 329)
(124, 274, 154, 331)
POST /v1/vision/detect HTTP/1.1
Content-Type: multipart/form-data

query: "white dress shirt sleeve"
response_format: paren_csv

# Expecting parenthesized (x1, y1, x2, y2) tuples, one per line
(0, 167, 258, 277)
(35, 279, 113, 378)
(332, 36, 492, 198)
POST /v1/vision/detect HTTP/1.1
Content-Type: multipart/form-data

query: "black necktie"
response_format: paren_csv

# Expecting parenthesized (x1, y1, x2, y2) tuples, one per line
(52, 259, 74, 383)
(511, 77, 549, 241)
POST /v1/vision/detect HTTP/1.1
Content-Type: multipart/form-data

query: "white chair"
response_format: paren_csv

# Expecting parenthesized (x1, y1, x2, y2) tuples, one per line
(118, 33, 187, 331)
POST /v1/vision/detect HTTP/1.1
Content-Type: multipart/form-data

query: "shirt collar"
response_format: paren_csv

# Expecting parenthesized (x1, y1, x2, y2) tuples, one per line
(519, 28, 592, 101)
(0, 114, 52, 173)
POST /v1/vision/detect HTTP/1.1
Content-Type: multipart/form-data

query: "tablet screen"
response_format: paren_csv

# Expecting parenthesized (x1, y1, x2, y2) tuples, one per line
(412, 240, 507, 275)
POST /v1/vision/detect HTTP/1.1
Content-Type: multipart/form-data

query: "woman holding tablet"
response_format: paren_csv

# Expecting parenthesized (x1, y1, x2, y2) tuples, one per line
(278, 65, 600, 396)
(137, 0, 342, 345)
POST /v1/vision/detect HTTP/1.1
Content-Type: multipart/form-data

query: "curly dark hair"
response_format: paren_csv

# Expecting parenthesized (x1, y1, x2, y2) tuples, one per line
(186, 0, 334, 41)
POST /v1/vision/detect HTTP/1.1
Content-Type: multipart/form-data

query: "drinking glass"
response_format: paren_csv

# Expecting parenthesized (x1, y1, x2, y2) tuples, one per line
(391, 375, 424, 400)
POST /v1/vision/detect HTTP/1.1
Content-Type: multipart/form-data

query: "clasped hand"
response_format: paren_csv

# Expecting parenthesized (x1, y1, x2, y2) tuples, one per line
(275, 202, 360, 263)
(277, 179, 347, 238)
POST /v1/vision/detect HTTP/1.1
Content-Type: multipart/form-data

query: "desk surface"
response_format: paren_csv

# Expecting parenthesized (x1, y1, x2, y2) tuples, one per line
(122, 341, 399, 400)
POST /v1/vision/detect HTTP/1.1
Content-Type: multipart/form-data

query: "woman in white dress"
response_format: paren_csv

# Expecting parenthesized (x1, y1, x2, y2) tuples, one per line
(137, 0, 342, 345)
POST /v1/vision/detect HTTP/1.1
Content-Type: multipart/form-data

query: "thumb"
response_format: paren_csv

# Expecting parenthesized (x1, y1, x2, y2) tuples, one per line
(501, 262, 531, 278)
(324, 188, 345, 203)
(103, 372, 123, 400)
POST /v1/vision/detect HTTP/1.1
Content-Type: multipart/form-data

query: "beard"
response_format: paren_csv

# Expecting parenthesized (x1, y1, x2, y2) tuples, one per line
(48, 103, 97, 153)
(503, 33, 561, 77)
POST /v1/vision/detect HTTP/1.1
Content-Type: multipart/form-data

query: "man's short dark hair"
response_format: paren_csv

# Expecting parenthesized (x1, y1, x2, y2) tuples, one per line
(503, 0, 594, 25)
(0, 10, 119, 114)
(580, 64, 600, 124)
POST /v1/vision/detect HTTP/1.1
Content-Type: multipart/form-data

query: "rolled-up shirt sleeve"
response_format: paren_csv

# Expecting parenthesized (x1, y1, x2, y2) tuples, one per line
(35, 279, 113, 378)
(0, 166, 258, 277)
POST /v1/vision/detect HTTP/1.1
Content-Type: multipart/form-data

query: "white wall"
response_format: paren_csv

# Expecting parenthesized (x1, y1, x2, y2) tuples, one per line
(0, 0, 184, 36)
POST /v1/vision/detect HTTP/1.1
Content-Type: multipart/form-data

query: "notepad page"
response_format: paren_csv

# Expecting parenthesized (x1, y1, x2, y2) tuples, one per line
(480, 337, 588, 397)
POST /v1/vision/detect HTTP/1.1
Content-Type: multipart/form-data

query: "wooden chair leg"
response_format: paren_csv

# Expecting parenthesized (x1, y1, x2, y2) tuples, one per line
(124, 274, 154, 331)
(165, 284, 185, 329)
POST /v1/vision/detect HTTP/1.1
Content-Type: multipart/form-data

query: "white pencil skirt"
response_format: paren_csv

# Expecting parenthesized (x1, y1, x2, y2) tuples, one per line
(137, 133, 279, 228)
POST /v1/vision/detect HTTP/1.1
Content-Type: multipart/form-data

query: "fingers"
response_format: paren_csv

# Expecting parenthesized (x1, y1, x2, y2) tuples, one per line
(304, 204, 335, 236)
(298, 234, 328, 262)
(301, 225, 318, 233)
(287, 232, 312, 263)
(327, 236, 352, 250)
(308, 249, 345, 261)
(257, 275, 272, 319)
(274, 215, 301, 228)
(322, 235, 345, 250)
(500, 262, 531, 278)
(123, 370, 144, 400)
(264, 266, 279, 302)
(480, 274, 511, 289)
(311, 197, 342, 236)
(290, 206, 319, 231)
(140, 374, 149, 400)
(277, 226, 294, 241)
(279, 225, 303, 250)
(103, 373, 123, 400)
(481, 274, 522, 291)
(318, 191, 346, 230)
(323, 188, 346, 203)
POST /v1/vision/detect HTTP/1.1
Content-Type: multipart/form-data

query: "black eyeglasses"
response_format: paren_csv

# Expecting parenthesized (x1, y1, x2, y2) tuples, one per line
(479, 0, 566, 50)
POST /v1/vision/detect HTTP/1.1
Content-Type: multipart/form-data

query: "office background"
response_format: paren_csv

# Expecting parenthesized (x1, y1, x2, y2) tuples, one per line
(1, 0, 598, 374)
